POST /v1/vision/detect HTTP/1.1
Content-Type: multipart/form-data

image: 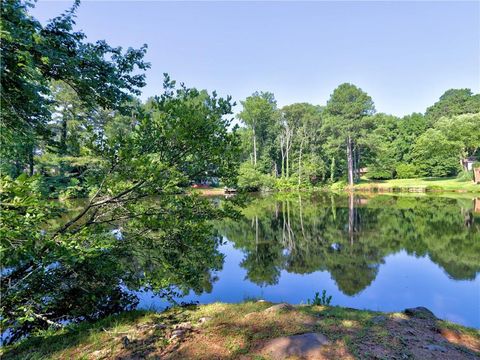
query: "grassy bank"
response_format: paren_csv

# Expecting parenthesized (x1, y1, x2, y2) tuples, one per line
(352, 177, 480, 193)
(191, 187, 226, 196)
(3, 302, 479, 359)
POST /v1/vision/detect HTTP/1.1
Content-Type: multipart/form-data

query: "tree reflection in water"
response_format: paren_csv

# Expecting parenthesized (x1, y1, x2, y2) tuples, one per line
(219, 194, 480, 294)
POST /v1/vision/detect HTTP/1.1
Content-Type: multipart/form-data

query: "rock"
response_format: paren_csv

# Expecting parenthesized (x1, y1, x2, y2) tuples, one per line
(404, 307, 436, 320)
(121, 336, 130, 348)
(371, 315, 387, 325)
(264, 303, 294, 313)
(198, 316, 212, 324)
(170, 329, 186, 339)
(424, 344, 447, 352)
(174, 322, 192, 330)
(92, 349, 108, 358)
(259, 332, 330, 359)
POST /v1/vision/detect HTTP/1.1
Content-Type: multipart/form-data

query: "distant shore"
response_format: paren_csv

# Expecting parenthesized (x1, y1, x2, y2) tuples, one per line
(351, 177, 480, 194)
(192, 177, 480, 197)
(3, 302, 479, 359)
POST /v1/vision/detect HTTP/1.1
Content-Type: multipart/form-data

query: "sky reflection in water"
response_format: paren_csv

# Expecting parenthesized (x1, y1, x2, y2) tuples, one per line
(137, 194, 480, 328)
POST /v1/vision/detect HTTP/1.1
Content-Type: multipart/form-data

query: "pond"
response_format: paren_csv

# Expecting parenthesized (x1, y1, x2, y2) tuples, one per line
(137, 193, 480, 328)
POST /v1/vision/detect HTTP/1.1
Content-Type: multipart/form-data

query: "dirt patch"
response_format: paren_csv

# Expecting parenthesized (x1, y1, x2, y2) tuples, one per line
(441, 328, 480, 353)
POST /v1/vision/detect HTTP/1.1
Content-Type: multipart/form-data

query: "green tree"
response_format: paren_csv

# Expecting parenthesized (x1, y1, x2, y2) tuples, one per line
(280, 103, 322, 184)
(425, 89, 480, 125)
(394, 113, 427, 162)
(434, 113, 480, 166)
(0, 0, 149, 176)
(412, 129, 463, 177)
(323, 84, 375, 185)
(1, 77, 240, 343)
(237, 92, 279, 170)
(363, 114, 399, 180)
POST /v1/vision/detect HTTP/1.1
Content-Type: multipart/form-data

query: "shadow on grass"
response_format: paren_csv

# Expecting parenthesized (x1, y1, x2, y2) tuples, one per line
(2, 310, 151, 360)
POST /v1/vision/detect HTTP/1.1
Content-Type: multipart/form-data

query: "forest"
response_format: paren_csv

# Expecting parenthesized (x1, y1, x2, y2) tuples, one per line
(1, 0, 480, 348)
(236, 88, 480, 191)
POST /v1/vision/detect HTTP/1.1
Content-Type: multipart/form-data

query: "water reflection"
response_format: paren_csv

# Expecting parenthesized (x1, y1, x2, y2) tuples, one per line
(219, 194, 480, 295)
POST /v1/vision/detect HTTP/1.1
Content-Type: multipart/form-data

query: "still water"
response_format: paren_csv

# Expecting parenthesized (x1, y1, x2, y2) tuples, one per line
(138, 193, 480, 328)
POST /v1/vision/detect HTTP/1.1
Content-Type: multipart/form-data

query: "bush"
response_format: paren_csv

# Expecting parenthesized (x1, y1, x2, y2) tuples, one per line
(237, 162, 274, 192)
(307, 290, 332, 306)
(412, 129, 462, 177)
(457, 170, 473, 181)
(274, 177, 301, 191)
(330, 180, 348, 190)
(395, 163, 419, 179)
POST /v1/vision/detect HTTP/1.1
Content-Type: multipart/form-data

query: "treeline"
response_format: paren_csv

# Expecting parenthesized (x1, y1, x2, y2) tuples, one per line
(236, 86, 480, 190)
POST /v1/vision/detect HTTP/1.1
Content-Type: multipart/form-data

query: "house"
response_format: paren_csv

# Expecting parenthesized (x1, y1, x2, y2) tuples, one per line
(462, 156, 477, 171)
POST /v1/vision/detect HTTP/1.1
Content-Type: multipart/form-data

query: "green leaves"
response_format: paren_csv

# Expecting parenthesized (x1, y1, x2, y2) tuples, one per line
(0, 76, 240, 344)
(412, 129, 463, 177)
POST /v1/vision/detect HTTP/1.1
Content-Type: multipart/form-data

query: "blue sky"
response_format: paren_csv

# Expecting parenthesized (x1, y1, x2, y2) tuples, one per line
(32, 1, 479, 117)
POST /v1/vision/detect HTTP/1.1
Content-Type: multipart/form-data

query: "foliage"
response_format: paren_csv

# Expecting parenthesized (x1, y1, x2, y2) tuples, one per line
(237, 162, 274, 192)
(395, 163, 419, 179)
(1, 76, 240, 343)
(307, 290, 333, 306)
(412, 129, 463, 177)
(0, 0, 149, 177)
(425, 89, 480, 124)
(434, 113, 480, 159)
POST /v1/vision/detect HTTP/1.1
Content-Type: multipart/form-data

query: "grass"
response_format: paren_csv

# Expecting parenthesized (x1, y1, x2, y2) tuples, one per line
(354, 177, 480, 193)
(190, 187, 226, 196)
(2, 302, 479, 360)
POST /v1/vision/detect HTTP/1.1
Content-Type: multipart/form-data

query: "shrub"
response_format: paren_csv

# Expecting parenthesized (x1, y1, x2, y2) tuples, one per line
(237, 162, 274, 192)
(457, 170, 473, 181)
(307, 290, 332, 306)
(395, 163, 419, 179)
(330, 180, 348, 191)
(274, 177, 300, 191)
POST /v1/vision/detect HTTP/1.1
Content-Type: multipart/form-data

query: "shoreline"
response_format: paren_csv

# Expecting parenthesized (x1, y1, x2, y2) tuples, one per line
(3, 302, 479, 359)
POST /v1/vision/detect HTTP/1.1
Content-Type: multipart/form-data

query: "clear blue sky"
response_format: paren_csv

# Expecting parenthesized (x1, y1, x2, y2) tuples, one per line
(32, 1, 479, 117)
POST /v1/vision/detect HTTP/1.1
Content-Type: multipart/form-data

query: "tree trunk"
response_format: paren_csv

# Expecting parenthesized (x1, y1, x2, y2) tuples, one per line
(298, 136, 304, 187)
(252, 127, 257, 167)
(348, 193, 355, 245)
(280, 135, 285, 178)
(286, 136, 290, 179)
(60, 117, 68, 155)
(28, 148, 34, 176)
(347, 136, 354, 187)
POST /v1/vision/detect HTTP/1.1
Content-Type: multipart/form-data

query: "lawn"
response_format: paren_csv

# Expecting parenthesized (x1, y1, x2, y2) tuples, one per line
(354, 177, 480, 193)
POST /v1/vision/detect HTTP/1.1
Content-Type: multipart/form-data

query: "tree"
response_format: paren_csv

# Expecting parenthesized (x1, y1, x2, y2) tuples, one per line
(363, 114, 399, 180)
(412, 129, 463, 177)
(394, 113, 427, 163)
(1, 76, 240, 343)
(323, 84, 375, 186)
(0, 0, 149, 176)
(280, 103, 322, 183)
(425, 89, 480, 125)
(434, 113, 480, 168)
(237, 92, 279, 169)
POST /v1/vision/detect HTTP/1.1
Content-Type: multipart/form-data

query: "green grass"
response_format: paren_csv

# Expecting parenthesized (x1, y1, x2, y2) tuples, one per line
(3, 302, 479, 360)
(354, 177, 480, 193)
